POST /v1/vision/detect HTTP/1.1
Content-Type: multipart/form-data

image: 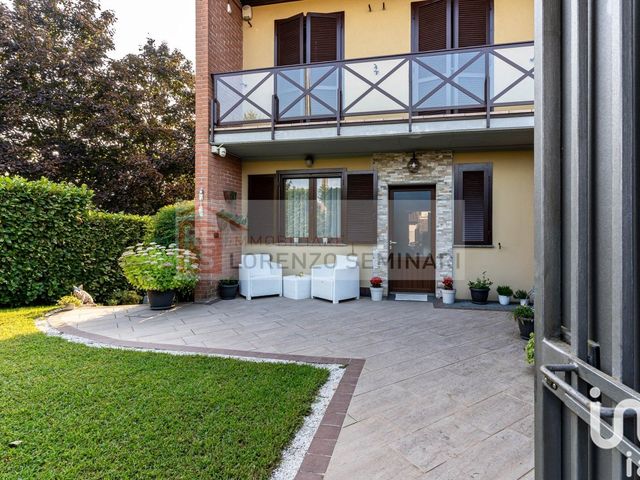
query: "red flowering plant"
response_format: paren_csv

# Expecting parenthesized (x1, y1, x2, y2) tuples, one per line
(370, 276, 383, 288)
(441, 276, 454, 290)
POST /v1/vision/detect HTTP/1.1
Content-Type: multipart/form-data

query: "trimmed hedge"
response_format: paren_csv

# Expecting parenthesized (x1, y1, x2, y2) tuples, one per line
(0, 177, 150, 306)
(146, 200, 195, 250)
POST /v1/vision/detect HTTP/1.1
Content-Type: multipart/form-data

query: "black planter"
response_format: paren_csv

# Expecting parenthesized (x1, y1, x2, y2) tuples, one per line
(219, 283, 238, 300)
(147, 290, 175, 310)
(469, 287, 490, 305)
(517, 317, 535, 340)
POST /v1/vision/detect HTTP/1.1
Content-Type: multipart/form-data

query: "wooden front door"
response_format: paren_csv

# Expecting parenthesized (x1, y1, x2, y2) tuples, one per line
(388, 186, 436, 293)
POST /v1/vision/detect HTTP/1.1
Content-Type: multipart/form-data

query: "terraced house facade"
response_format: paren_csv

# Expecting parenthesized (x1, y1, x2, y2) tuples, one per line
(194, 0, 534, 300)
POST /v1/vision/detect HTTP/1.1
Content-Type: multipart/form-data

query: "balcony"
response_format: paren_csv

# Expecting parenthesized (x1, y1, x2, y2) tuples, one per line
(211, 42, 534, 158)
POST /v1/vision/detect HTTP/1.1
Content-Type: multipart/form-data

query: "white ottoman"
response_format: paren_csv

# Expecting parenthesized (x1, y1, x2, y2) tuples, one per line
(283, 275, 311, 300)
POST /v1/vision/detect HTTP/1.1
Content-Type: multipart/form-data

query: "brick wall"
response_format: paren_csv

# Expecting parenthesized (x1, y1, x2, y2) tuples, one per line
(194, 0, 243, 300)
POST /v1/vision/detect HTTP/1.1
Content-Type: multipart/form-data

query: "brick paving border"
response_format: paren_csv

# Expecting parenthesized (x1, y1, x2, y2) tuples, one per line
(52, 322, 365, 480)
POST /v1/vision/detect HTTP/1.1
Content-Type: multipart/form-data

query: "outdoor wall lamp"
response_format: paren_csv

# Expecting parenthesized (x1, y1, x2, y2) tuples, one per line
(242, 5, 253, 27)
(407, 152, 420, 173)
(305, 155, 315, 167)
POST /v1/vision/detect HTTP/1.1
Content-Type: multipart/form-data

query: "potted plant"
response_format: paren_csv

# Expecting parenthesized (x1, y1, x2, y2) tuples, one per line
(525, 333, 535, 365)
(514, 289, 529, 306)
(119, 243, 199, 310)
(57, 295, 83, 311)
(514, 305, 534, 339)
(467, 271, 493, 305)
(496, 285, 513, 306)
(441, 276, 456, 304)
(218, 278, 239, 300)
(369, 276, 384, 301)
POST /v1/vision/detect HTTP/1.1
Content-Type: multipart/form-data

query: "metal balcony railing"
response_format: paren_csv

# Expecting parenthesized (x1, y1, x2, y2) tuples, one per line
(210, 41, 534, 140)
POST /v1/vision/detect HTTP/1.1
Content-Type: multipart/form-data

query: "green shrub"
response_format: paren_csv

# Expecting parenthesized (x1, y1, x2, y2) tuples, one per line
(0, 176, 150, 306)
(496, 285, 513, 296)
(146, 201, 195, 250)
(80, 211, 150, 303)
(525, 333, 535, 364)
(106, 290, 142, 306)
(119, 244, 199, 292)
(514, 289, 529, 300)
(468, 271, 493, 290)
(56, 295, 83, 308)
(513, 305, 534, 320)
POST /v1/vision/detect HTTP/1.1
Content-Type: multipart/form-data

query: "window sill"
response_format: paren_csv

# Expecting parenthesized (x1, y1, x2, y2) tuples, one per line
(453, 244, 495, 249)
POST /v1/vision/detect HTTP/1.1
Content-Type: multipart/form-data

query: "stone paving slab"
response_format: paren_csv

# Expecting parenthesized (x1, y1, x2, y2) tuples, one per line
(50, 298, 534, 479)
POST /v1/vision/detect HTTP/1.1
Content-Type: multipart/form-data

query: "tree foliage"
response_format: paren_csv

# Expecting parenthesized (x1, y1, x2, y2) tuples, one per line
(0, 0, 195, 215)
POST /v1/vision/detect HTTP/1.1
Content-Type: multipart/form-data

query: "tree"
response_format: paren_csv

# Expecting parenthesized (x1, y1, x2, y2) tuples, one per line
(0, 0, 195, 215)
(91, 40, 195, 213)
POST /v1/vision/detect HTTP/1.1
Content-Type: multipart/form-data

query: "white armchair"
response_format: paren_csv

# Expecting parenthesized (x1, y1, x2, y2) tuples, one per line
(239, 254, 283, 300)
(311, 255, 360, 304)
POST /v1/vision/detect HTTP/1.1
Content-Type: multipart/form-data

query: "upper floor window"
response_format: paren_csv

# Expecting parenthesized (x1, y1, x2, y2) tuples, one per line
(275, 12, 344, 66)
(411, 0, 492, 52)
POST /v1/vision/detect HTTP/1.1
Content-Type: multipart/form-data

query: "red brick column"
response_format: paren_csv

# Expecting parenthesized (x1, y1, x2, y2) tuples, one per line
(194, 0, 243, 301)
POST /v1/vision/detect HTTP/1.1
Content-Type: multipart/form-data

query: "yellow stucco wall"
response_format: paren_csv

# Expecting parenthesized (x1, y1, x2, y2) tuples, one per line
(453, 150, 534, 300)
(242, 0, 534, 70)
(241, 157, 375, 288)
(239, 151, 534, 297)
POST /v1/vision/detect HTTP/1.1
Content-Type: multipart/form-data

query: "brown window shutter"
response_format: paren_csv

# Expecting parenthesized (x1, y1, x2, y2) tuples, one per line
(275, 14, 304, 66)
(345, 172, 377, 243)
(412, 0, 450, 52)
(247, 174, 276, 244)
(456, 0, 490, 48)
(454, 163, 492, 245)
(306, 13, 343, 63)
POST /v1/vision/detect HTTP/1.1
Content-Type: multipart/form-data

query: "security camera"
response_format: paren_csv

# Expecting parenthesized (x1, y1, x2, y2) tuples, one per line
(211, 144, 227, 157)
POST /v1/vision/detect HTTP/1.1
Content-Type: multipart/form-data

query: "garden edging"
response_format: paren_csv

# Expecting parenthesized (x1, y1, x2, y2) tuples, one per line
(38, 311, 365, 480)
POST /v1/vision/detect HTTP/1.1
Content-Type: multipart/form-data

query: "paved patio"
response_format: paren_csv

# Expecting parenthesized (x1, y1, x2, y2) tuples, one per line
(50, 298, 534, 480)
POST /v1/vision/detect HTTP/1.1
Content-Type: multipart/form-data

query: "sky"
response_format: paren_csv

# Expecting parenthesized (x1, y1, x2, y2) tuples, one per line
(100, 0, 195, 63)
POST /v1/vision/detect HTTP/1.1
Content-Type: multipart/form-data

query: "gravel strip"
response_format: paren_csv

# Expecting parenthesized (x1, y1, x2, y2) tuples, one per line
(35, 318, 344, 480)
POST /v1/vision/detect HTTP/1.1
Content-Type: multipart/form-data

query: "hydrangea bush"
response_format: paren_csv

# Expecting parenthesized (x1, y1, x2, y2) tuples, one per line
(119, 243, 199, 292)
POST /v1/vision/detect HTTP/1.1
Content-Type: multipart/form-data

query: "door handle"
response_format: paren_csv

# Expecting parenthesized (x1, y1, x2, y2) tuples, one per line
(389, 241, 397, 245)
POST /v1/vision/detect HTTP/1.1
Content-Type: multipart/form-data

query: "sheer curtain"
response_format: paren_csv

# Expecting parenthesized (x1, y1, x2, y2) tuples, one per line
(284, 179, 309, 238)
(316, 177, 341, 239)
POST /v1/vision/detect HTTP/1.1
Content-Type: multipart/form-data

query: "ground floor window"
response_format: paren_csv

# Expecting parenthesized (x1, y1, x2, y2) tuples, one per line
(454, 163, 493, 246)
(247, 169, 376, 244)
(282, 172, 343, 243)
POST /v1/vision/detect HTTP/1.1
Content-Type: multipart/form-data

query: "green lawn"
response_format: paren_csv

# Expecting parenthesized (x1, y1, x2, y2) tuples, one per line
(0, 307, 329, 479)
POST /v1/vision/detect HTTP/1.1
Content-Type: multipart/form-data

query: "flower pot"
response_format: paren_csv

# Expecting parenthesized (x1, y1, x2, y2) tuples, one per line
(498, 295, 511, 306)
(147, 290, 175, 310)
(370, 287, 383, 301)
(219, 283, 238, 300)
(469, 287, 490, 305)
(441, 289, 456, 305)
(519, 298, 529, 306)
(517, 317, 534, 340)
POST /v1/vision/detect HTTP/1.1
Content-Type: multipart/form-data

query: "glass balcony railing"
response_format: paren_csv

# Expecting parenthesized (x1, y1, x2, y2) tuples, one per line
(211, 41, 534, 134)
